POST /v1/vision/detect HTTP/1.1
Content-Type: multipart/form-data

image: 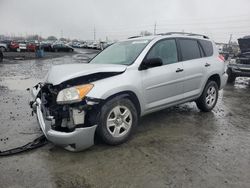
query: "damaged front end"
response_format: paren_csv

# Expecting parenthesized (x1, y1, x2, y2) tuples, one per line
(30, 83, 101, 152)
(29, 63, 126, 151)
(228, 54, 250, 77)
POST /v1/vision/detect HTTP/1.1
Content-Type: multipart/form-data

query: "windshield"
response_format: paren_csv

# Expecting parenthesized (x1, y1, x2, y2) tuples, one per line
(90, 39, 150, 65)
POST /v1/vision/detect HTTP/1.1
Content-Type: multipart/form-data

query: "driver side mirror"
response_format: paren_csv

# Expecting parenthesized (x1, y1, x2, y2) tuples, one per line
(140, 58, 163, 70)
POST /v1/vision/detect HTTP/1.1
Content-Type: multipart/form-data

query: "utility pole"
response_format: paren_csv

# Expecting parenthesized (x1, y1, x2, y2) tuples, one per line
(60, 30, 63, 39)
(94, 26, 96, 41)
(228, 34, 233, 54)
(154, 22, 157, 35)
(228, 34, 233, 45)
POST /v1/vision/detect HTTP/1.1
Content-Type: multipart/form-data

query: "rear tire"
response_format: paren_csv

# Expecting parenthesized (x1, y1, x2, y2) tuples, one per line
(0, 47, 6, 52)
(196, 80, 219, 112)
(227, 68, 236, 83)
(0, 52, 3, 62)
(97, 97, 138, 145)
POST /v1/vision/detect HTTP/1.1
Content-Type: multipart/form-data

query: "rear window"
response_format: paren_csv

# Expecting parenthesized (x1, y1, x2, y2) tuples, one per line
(179, 39, 201, 61)
(199, 40, 213, 57)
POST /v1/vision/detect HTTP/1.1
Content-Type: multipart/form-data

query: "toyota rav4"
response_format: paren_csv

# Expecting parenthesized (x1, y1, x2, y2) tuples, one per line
(30, 32, 228, 151)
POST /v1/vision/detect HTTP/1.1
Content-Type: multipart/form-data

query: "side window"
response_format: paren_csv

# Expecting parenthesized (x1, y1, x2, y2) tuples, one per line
(179, 39, 201, 61)
(198, 44, 205, 57)
(199, 40, 213, 57)
(147, 39, 178, 65)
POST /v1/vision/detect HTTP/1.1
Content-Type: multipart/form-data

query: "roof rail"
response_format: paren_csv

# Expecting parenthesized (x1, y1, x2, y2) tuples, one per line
(158, 32, 209, 39)
(128, 36, 142, 39)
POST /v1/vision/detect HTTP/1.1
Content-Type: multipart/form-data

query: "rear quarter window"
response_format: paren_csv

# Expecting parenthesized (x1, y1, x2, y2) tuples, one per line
(199, 40, 213, 57)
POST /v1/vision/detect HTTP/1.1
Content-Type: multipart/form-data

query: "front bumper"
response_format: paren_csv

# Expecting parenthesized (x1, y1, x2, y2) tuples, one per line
(229, 64, 250, 77)
(31, 86, 97, 152)
(232, 69, 250, 77)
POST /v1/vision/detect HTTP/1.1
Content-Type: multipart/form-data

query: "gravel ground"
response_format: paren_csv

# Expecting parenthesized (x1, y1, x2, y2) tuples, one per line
(0, 49, 250, 188)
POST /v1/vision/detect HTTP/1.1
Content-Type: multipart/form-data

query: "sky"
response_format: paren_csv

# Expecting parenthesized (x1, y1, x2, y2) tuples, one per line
(0, 0, 250, 43)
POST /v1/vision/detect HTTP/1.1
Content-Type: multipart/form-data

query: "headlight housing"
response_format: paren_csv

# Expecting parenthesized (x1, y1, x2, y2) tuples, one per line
(56, 84, 94, 104)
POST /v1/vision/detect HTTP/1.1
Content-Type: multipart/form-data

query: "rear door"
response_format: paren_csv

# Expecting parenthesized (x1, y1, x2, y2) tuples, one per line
(177, 38, 207, 98)
(141, 39, 184, 111)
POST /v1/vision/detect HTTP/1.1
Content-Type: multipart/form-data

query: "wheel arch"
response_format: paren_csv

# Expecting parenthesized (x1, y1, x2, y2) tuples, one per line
(0, 46, 7, 52)
(207, 74, 221, 89)
(102, 90, 142, 116)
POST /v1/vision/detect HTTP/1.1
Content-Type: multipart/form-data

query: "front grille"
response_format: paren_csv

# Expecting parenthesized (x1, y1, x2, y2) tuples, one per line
(239, 69, 250, 72)
(237, 59, 250, 65)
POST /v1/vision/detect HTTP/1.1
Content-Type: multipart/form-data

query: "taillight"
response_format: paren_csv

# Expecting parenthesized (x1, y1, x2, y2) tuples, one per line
(218, 54, 225, 62)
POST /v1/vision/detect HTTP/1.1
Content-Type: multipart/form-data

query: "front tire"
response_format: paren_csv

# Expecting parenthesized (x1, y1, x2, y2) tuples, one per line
(97, 97, 138, 145)
(196, 80, 219, 112)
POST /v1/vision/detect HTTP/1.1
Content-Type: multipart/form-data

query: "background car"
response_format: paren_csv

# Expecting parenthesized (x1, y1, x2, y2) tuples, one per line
(27, 42, 38, 52)
(51, 44, 74, 52)
(10, 41, 19, 51)
(17, 42, 27, 52)
(40, 43, 52, 52)
(0, 42, 8, 52)
(227, 36, 250, 83)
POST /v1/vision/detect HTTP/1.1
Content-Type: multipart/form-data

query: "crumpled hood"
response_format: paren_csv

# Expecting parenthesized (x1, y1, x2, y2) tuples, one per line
(46, 63, 127, 85)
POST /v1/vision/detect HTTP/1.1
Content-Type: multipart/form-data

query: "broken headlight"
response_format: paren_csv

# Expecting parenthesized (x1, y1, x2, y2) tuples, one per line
(56, 84, 94, 104)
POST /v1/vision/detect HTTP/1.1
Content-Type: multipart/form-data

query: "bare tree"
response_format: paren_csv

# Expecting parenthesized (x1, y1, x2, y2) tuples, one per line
(47, 36, 57, 41)
(140, 30, 152, 36)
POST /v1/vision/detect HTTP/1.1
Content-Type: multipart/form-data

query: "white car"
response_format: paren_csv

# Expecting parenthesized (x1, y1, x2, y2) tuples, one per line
(18, 42, 27, 52)
(0, 43, 7, 52)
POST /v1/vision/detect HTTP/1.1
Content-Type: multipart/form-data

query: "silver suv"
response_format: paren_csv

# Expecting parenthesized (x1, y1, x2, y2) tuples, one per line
(30, 32, 228, 151)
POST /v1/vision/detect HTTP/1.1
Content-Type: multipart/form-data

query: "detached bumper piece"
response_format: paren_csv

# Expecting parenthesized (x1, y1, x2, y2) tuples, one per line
(31, 84, 98, 152)
(0, 135, 48, 157)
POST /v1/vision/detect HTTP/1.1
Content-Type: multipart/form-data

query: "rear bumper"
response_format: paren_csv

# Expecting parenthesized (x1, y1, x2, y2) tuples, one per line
(31, 85, 97, 152)
(220, 72, 228, 89)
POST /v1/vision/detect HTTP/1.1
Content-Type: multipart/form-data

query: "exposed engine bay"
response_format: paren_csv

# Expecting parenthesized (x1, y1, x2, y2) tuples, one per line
(29, 70, 124, 151)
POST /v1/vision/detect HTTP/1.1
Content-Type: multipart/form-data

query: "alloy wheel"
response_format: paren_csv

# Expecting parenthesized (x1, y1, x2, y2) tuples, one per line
(106, 105, 132, 138)
(206, 85, 217, 107)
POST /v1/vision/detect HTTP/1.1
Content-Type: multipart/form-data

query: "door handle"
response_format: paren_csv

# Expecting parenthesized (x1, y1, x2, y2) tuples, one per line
(176, 68, 184, 73)
(205, 63, 211, 67)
